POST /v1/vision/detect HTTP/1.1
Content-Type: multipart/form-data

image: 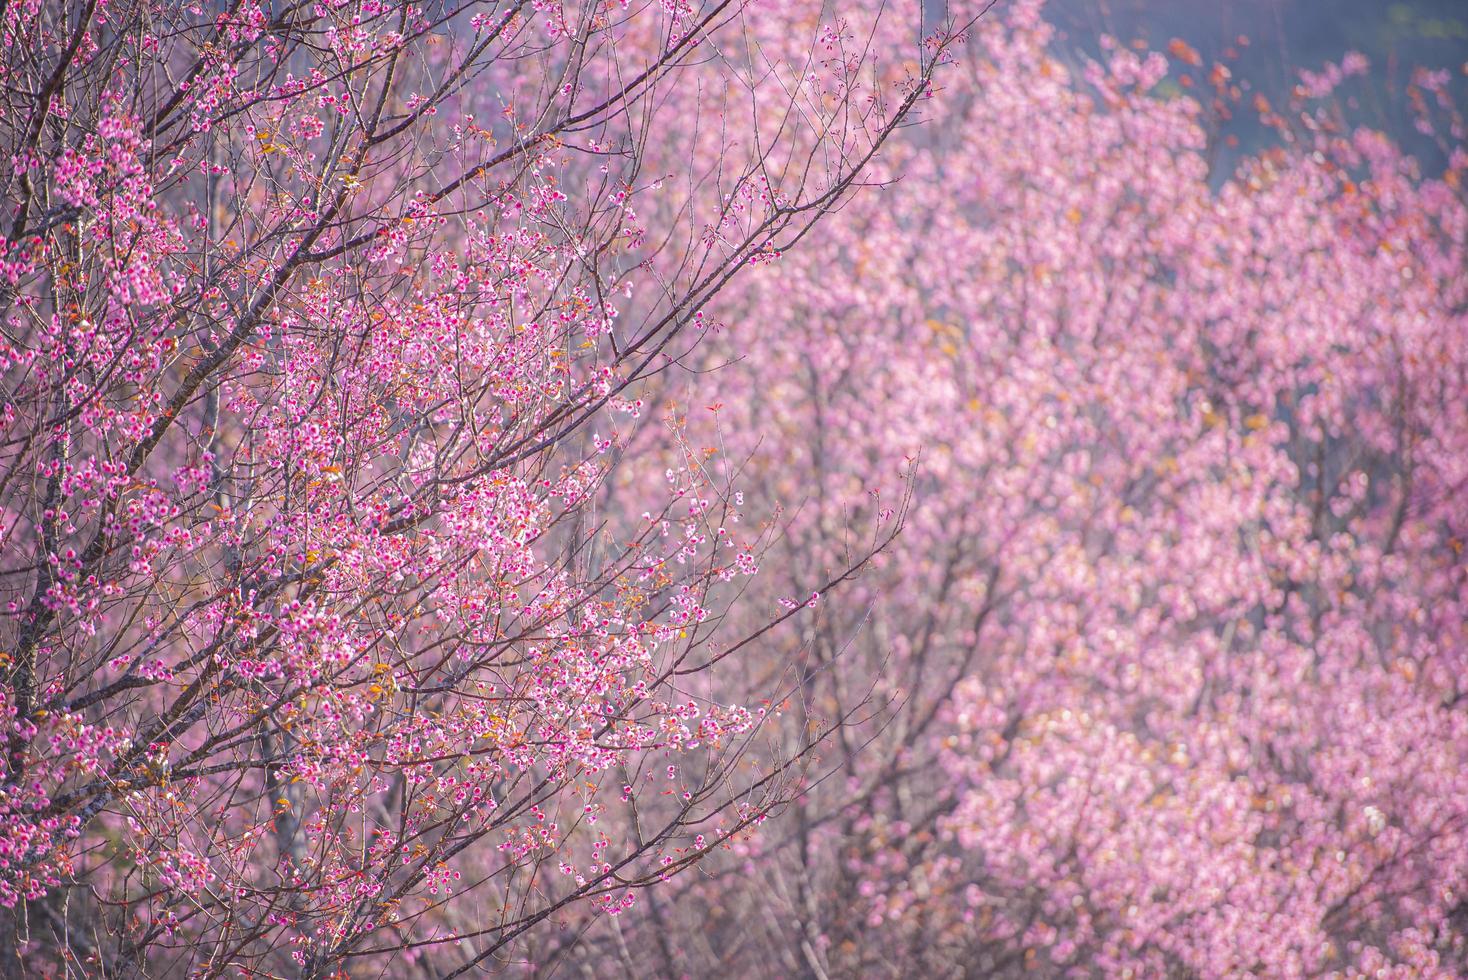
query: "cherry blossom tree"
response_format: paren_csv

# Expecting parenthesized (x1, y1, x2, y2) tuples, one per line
(566, 2, 1468, 976)
(0, 0, 972, 973)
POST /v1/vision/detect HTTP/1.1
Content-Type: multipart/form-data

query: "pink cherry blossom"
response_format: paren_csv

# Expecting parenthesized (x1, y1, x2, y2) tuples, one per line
(0, 0, 968, 973)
